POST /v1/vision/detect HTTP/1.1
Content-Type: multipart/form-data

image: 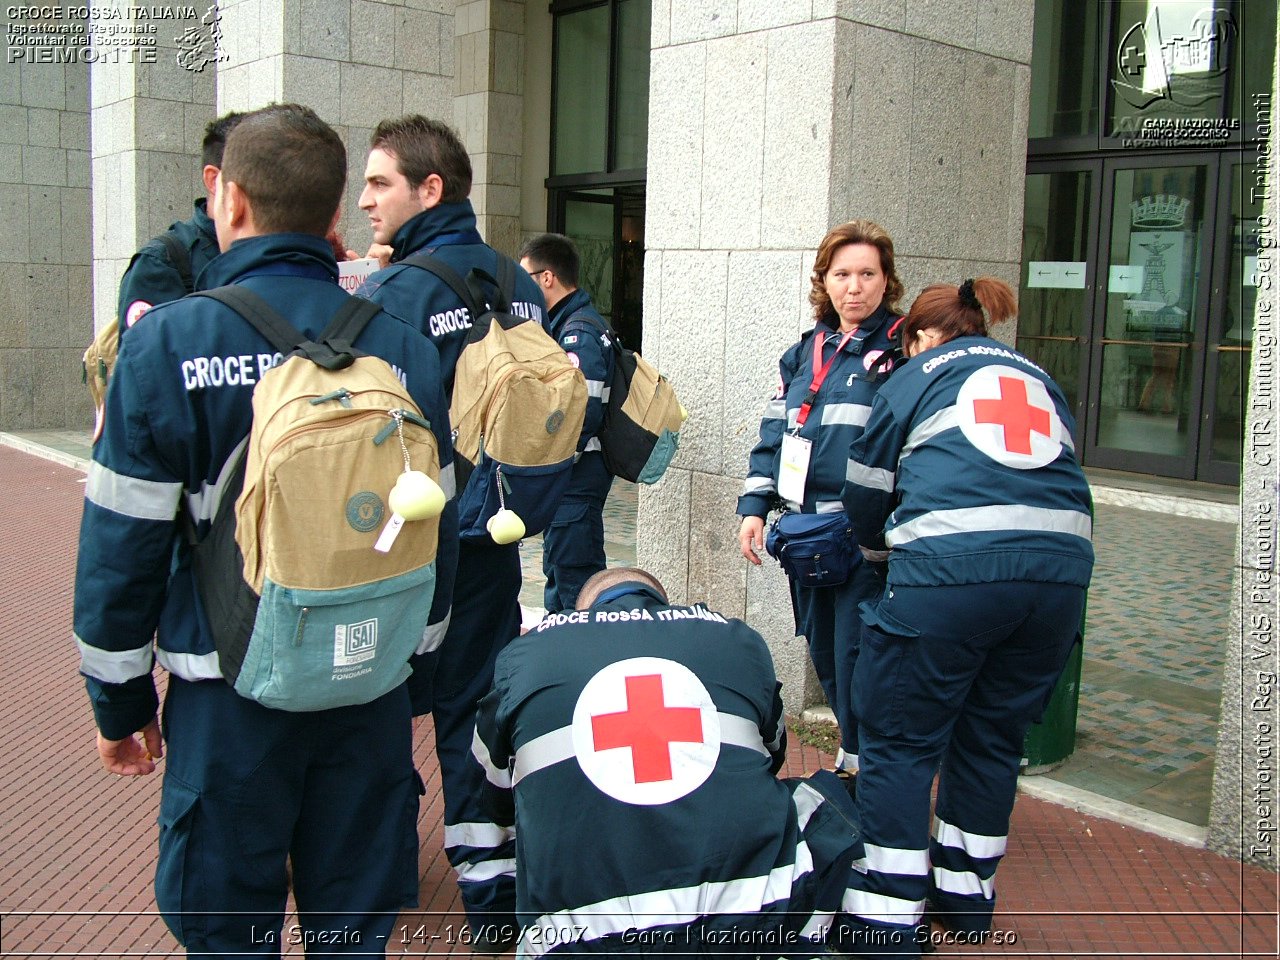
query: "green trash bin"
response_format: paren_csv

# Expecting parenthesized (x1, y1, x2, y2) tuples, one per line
(1022, 638, 1082, 773)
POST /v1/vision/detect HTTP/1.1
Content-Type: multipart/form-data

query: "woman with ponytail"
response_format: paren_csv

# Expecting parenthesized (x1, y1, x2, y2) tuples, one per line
(838, 278, 1094, 955)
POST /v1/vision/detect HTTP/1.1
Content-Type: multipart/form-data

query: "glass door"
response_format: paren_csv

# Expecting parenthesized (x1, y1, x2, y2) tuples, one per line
(1020, 153, 1245, 483)
(1018, 166, 1100, 439)
(1085, 157, 1217, 478)
(552, 187, 646, 350)
(1197, 160, 1260, 484)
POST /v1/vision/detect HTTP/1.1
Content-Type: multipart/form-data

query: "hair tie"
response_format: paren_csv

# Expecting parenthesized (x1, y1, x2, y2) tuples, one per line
(958, 279, 981, 311)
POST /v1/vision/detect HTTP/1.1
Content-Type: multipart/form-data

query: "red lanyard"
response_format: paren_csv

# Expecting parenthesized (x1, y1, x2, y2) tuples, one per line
(795, 327, 856, 428)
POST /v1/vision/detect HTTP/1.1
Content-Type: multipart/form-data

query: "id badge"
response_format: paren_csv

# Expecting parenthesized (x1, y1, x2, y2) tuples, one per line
(778, 433, 812, 504)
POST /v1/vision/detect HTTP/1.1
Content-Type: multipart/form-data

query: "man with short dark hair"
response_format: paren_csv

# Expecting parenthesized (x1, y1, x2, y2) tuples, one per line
(472, 568, 862, 956)
(74, 103, 457, 957)
(355, 114, 546, 948)
(116, 111, 247, 332)
(518, 233, 615, 614)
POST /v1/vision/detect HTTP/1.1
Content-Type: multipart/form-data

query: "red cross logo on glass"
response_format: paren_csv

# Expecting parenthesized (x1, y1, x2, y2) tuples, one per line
(591, 674, 704, 783)
(972, 376, 1053, 455)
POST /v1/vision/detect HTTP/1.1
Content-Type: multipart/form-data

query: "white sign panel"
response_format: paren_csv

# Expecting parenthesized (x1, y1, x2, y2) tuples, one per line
(338, 257, 379, 294)
(1027, 261, 1087, 289)
(1108, 265, 1145, 294)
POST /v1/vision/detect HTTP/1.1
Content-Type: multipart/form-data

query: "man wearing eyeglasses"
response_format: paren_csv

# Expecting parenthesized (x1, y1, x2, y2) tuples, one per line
(518, 233, 616, 616)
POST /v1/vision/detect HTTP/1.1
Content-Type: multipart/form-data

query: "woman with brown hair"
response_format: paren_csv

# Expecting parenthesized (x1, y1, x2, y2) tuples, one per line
(840, 278, 1093, 955)
(736, 219, 905, 782)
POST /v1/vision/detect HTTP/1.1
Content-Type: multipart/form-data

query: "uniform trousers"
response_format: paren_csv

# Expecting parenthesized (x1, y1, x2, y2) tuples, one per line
(840, 580, 1084, 956)
(542, 451, 613, 614)
(412, 539, 523, 944)
(791, 560, 882, 771)
(156, 676, 419, 959)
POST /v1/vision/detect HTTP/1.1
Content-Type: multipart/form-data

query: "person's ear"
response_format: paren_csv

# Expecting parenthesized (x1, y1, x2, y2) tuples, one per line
(417, 173, 444, 210)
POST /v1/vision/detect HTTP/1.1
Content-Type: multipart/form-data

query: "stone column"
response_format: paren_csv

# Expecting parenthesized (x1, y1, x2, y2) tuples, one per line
(89, 4, 215, 341)
(1209, 38, 1280, 870)
(454, 0, 524, 257)
(0, 8, 91, 430)
(216, 0, 455, 253)
(638, 0, 1034, 716)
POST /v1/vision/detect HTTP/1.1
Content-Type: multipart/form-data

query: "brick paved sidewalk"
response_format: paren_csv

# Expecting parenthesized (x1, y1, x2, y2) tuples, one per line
(0, 446, 1274, 958)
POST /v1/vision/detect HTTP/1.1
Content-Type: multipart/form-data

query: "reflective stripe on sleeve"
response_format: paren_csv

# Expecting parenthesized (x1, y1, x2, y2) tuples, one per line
(76, 635, 152, 684)
(86, 462, 182, 521)
(815, 500, 845, 514)
(762, 398, 785, 420)
(933, 816, 1007, 859)
(184, 436, 249, 524)
(418, 611, 450, 655)
(471, 727, 512, 788)
(886, 505, 1093, 547)
(820, 402, 872, 428)
(154, 648, 222, 681)
(742, 476, 775, 495)
(846, 459, 895, 492)
(445, 821, 514, 851)
(584, 379, 607, 399)
(791, 780, 825, 831)
(583, 437, 602, 453)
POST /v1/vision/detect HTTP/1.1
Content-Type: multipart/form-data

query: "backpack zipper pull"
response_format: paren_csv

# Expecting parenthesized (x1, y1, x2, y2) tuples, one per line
(310, 388, 353, 408)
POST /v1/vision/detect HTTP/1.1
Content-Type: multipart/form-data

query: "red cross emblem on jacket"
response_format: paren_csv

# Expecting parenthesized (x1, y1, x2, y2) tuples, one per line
(572, 657, 722, 805)
(956, 365, 1065, 470)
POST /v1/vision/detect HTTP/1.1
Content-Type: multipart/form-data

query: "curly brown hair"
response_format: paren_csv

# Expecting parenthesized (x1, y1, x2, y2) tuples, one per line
(809, 220, 904, 322)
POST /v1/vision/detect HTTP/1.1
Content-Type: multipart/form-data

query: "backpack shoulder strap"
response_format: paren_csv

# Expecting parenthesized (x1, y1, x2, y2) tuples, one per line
(193, 286, 302, 354)
(157, 232, 194, 294)
(568, 308, 614, 345)
(482, 255, 517, 315)
(194, 287, 375, 371)
(318, 296, 382, 349)
(399, 254, 484, 317)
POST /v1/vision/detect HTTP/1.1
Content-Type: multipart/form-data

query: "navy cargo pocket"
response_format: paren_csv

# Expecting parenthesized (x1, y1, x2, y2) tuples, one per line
(155, 776, 202, 948)
(853, 622, 913, 739)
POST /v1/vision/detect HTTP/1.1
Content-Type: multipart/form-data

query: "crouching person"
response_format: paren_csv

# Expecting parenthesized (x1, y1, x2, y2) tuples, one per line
(471, 567, 861, 957)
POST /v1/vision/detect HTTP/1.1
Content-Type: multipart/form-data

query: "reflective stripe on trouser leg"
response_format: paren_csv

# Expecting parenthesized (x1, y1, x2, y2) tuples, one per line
(434, 540, 522, 938)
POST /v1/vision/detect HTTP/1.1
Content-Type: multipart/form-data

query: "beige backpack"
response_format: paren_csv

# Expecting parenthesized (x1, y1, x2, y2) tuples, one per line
(400, 255, 586, 541)
(187, 286, 443, 712)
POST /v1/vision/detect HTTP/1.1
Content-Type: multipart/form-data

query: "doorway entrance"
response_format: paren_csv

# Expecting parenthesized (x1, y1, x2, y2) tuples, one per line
(1018, 153, 1258, 483)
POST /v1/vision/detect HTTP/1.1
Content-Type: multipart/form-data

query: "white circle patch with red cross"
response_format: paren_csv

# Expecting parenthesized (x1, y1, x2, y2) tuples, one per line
(956, 365, 1065, 470)
(124, 300, 152, 328)
(571, 656, 721, 806)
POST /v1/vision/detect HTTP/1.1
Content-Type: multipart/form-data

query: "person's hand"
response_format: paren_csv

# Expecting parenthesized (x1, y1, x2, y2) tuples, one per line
(365, 243, 394, 268)
(97, 718, 163, 776)
(342, 248, 362, 262)
(739, 515, 765, 565)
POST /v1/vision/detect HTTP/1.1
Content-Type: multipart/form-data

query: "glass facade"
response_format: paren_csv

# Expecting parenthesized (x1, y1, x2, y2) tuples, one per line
(1020, 0, 1272, 483)
(548, 0, 649, 347)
